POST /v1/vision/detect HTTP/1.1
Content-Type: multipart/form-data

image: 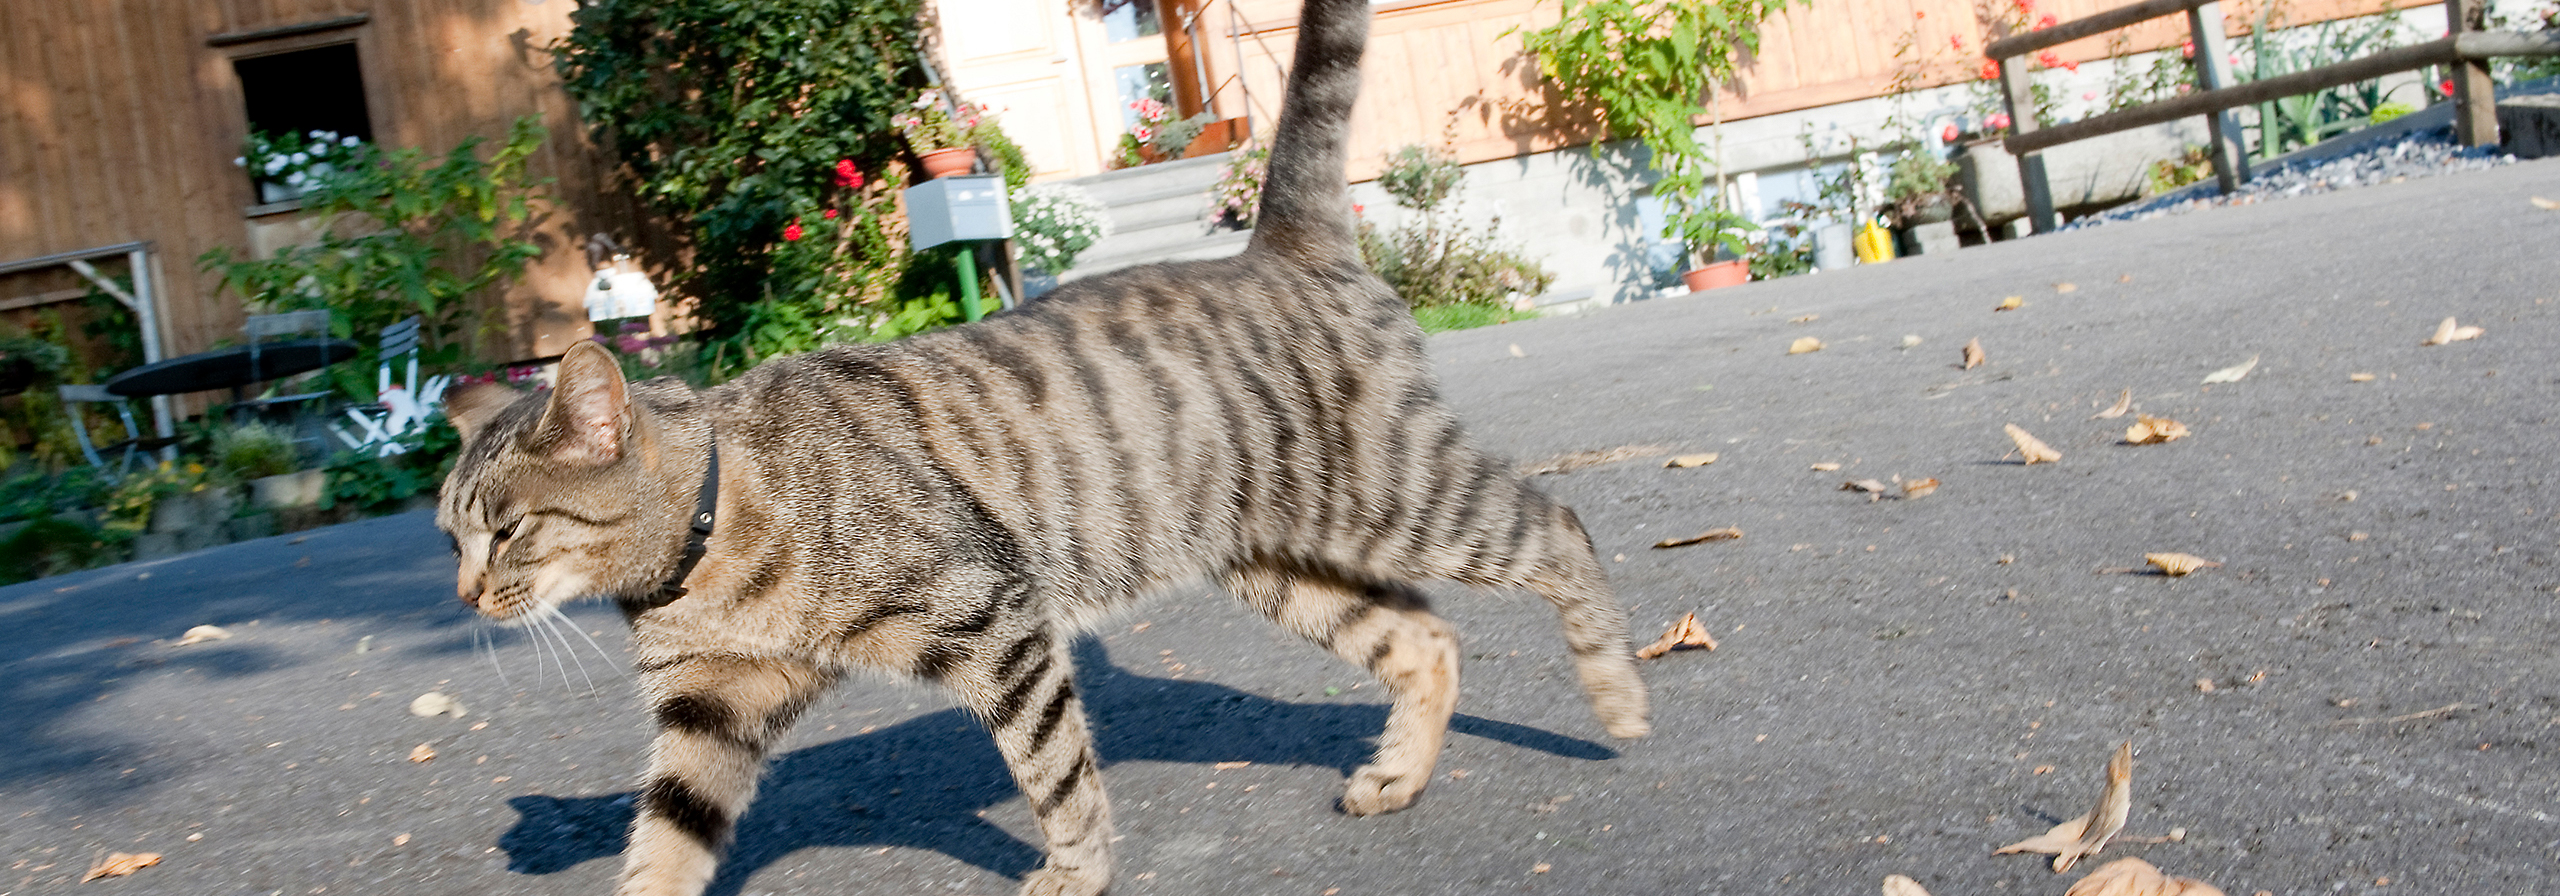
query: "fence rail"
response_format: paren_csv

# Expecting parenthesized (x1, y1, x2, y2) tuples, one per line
(1987, 0, 2558, 233)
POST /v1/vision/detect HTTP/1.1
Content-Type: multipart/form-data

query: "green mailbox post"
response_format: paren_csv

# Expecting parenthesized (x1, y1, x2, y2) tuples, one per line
(903, 175, 1014, 321)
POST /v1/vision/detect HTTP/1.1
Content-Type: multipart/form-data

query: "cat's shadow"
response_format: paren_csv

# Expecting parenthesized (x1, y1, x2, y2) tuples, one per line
(499, 637, 1612, 894)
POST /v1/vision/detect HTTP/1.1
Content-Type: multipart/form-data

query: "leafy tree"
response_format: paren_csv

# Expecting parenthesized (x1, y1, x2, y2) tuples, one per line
(552, 0, 946, 361)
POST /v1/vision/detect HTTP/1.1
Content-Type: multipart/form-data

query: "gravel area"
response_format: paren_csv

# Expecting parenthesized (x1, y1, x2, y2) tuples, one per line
(2067, 123, 2519, 229)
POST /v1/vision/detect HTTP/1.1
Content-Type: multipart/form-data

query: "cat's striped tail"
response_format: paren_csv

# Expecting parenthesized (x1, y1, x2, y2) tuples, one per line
(1244, 0, 1368, 265)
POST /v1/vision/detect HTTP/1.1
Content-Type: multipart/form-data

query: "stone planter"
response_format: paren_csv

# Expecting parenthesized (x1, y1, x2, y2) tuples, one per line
(1897, 221, 1961, 257)
(251, 470, 328, 511)
(1954, 120, 2211, 228)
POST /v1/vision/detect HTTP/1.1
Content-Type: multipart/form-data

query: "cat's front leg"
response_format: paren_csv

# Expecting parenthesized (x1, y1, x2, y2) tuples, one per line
(618, 655, 833, 896)
(951, 628, 1115, 896)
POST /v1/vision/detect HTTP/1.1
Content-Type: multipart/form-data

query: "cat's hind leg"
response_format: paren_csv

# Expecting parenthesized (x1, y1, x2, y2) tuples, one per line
(949, 627, 1115, 896)
(1461, 499, 1650, 739)
(620, 655, 834, 896)
(1223, 562, 1459, 816)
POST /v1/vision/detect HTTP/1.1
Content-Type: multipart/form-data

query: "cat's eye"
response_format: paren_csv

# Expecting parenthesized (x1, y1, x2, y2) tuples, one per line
(490, 519, 522, 555)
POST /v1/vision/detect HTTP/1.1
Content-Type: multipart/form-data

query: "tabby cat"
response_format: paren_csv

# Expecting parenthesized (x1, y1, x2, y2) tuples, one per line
(434, 0, 1649, 891)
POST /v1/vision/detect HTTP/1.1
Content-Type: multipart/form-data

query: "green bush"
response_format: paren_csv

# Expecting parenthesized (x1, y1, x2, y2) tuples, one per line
(326, 416, 460, 516)
(212, 423, 300, 481)
(1357, 143, 1555, 312)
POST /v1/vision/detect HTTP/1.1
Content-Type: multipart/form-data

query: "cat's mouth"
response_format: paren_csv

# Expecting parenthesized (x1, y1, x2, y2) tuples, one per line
(465, 569, 591, 622)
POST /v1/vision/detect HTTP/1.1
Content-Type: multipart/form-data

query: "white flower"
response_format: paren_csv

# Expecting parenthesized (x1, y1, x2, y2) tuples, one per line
(264, 157, 288, 174)
(341, 136, 360, 147)
(233, 156, 247, 167)
(289, 152, 310, 164)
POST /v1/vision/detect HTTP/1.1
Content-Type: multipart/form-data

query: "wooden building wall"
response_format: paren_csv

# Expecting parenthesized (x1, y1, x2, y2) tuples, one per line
(0, 0, 645, 370)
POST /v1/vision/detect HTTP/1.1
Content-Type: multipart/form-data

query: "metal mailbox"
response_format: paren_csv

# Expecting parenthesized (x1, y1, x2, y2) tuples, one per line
(904, 175, 1012, 251)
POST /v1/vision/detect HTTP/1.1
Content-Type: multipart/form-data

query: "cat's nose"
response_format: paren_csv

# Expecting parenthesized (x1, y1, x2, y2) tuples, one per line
(458, 580, 483, 608)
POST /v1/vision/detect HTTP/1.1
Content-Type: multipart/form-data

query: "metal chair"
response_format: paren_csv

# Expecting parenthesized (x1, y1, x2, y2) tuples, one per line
(330, 316, 448, 457)
(237, 309, 336, 418)
(58, 384, 175, 476)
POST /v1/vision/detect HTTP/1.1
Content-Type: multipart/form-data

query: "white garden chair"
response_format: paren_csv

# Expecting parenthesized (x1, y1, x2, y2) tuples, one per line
(329, 317, 450, 457)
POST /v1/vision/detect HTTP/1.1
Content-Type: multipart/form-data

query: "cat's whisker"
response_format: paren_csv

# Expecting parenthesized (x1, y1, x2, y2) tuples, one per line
(544, 605, 613, 693)
(550, 604, 630, 684)
(475, 621, 515, 689)
(536, 611, 584, 694)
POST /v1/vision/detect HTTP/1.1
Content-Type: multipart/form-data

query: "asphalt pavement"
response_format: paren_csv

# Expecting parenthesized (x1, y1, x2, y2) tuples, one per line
(6, 157, 2559, 896)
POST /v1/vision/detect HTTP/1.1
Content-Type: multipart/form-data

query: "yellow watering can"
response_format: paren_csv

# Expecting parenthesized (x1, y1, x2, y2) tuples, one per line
(1853, 219, 1896, 264)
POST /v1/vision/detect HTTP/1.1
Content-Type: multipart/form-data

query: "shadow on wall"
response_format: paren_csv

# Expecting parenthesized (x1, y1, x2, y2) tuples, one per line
(496, 637, 1615, 896)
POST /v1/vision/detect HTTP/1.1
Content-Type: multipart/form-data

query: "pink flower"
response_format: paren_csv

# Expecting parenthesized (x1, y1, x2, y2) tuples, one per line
(2061, 59, 2079, 72)
(1950, 34, 1966, 51)
(1353, 204, 1365, 215)
(783, 220, 803, 242)
(2037, 50, 2062, 68)
(2015, 0, 2035, 13)
(1134, 126, 1154, 141)
(2176, 83, 2193, 94)
(2180, 39, 2195, 58)
(2035, 12, 2057, 29)
(823, 208, 839, 219)
(2082, 91, 2097, 101)
(1988, 112, 2013, 130)
(1915, 9, 1926, 17)
(1941, 122, 1960, 143)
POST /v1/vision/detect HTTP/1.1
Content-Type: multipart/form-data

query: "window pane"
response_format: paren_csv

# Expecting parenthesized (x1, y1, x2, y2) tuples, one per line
(1112, 62, 1173, 128)
(1102, 0, 1160, 42)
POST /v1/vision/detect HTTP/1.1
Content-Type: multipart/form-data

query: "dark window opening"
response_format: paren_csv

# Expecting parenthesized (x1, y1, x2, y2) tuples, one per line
(233, 44, 373, 203)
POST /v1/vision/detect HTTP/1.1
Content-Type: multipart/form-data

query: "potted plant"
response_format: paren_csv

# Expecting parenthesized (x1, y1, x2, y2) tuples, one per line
(1672, 207, 1753, 291)
(896, 90, 976, 179)
(1517, 0, 1800, 293)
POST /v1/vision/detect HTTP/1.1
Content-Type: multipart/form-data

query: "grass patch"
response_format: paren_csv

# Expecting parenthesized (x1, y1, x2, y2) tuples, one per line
(1412, 303, 1528, 333)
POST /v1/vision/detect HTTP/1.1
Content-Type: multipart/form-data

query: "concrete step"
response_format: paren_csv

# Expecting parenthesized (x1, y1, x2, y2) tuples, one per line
(1069, 153, 1232, 206)
(1063, 229, 1253, 281)
(1105, 186, 1216, 234)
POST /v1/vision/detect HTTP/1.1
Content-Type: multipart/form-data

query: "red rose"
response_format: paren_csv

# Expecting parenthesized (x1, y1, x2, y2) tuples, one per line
(2037, 49, 2062, 68)
(836, 159, 864, 189)
(2440, 78, 2456, 95)
(823, 209, 839, 219)
(1980, 58, 2000, 80)
(783, 221, 803, 242)
(2035, 13, 2057, 29)
(1941, 123, 1960, 143)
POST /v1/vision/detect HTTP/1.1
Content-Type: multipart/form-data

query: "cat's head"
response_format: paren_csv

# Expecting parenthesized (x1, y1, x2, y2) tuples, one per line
(436, 341, 700, 621)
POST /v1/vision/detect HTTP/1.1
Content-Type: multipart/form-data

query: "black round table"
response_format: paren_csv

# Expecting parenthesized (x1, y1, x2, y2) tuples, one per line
(104, 338, 359, 398)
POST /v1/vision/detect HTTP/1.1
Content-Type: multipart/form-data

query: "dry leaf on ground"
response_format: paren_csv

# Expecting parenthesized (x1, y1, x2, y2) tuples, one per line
(2005, 425, 2062, 465)
(1789, 337, 1825, 354)
(2123, 415, 2190, 445)
(2145, 553, 2221, 576)
(1664, 453, 1719, 468)
(1790, 314, 1819, 323)
(1636, 612, 1719, 658)
(1997, 296, 2024, 311)
(2091, 389, 2132, 419)
(82, 852, 162, 881)
(1902, 478, 1940, 499)
(1994, 741, 2133, 872)
(175, 624, 231, 646)
(2348, 372, 2376, 382)
(1213, 761, 1252, 770)
(2421, 317, 2484, 346)
(1962, 337, 1985, 370)
(2055, 282, 2078, 294)
(1841, 479, 1892, 501)
(1883, 874, 1934, 896)
(1901, 334, 1924, 348)
(1508, 343, 1525, 357)
(1653, 527, 1744, 549)
(1516, 445, 1668, 476)
(2534, 196, 2560, 210)
(409, 692, 468, 718)
(2201, 355, 2258, 384)
(409, 743, 436, 763)
(2063, 858, 2228, 896)
(1811, 462, 1844, 472)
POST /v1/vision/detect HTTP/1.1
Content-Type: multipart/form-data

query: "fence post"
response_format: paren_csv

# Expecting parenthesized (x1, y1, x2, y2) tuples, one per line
(1997, 57, 2058, 234)
(2445, 0, 2499, 146)
(2186, 1, 2251, 191)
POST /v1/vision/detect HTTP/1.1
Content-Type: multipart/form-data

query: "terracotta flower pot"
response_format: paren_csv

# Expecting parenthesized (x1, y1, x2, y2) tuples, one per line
(1680, 259, 1749, 292)
(918, 147, 976, 179)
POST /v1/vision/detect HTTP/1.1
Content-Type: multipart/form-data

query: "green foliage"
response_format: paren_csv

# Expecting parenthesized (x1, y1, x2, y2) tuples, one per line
(201, 118, 549, 399)
(103, 460, 213, 536)
(2145, 145, 2217, 195)
(1745, 222, 1814, 280)
(2241, 6, 2420, 160)
(211, 423, 300, 481)
(2368, 101, 2416, 124)
(0, 516, 115, 586)
(0, 467, 109, 524)
(554, 0, 960, 364)
(1411, 302, 1526, 332)
(1378, 144, 1464, 211)
(1357, 150, 1555, 312)
(1881, 150, 1959, 227)
(325, 416, 460, 516)
(1515, 0, 1802, 261)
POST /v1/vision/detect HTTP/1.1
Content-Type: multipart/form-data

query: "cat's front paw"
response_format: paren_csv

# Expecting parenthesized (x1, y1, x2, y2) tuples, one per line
(1018, 866, 1110, 896)
(1339, 764, 1425, 816)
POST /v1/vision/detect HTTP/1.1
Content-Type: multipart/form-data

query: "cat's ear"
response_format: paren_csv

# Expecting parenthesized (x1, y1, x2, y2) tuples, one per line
(442, 382, 519, 444)
(533, 341, 630, 465)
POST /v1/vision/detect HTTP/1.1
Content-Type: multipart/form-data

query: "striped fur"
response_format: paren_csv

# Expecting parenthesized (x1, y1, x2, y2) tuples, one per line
(434, 0, 1646, 892)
